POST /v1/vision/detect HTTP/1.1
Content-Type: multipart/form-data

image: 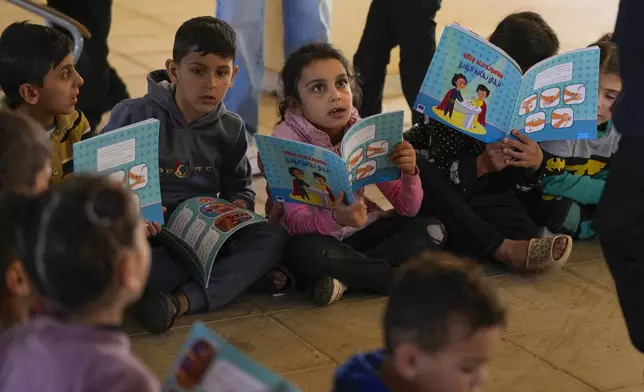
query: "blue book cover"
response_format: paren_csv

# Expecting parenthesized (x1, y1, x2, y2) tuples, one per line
(163, 322, 299, 392)
(414, 23, 600, 143)
(256, 110, 404, 208)
(72, 118, 164, 223)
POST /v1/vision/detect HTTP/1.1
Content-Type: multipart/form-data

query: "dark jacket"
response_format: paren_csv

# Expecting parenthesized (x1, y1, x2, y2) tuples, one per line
(333, 350, 389, 392)
(102, 70, 254, 214)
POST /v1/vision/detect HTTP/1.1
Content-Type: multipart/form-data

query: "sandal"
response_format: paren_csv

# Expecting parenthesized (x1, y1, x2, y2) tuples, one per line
(136, 290, 181, 334)
(519, 235, 573, 273)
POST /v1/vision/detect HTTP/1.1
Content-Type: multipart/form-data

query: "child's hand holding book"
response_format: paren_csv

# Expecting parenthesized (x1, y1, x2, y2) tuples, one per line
(332, 192, 368, 228)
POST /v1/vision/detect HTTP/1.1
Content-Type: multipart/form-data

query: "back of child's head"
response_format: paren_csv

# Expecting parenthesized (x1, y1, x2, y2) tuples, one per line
(278, 42, 361, 123)
(592, 34, 619, 77)
(383, 253, 505, 390)
(173, 16, 236, 64)
(0, 110, 51, 194)
(0, 22, 73, 109)
(489, 12, 559, 72)
(16, 175, 148, 315)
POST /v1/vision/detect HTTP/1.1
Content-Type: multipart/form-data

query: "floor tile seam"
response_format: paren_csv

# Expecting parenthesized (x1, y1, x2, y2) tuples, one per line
(563, 268, 616, 294)
(265, 314, 338, 365)
(503, 337, 602, 392)
(279, 364, 337, 377)
(503, 316, 626, 339)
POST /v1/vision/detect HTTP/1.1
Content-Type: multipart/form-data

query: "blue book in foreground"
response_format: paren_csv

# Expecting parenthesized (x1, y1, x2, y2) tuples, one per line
(414, 23, 600, 143)
(163, 322, 299, 392)
(73, 118, 165, 223)
(257, 110, 404, 208)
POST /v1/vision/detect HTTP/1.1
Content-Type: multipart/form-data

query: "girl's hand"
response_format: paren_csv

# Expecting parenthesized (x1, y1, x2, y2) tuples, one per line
(332, 192, 368, 228)
(503, 130, 544, 170)
(477, 141, 510, 177)
(389, 141, 417, 176)
(232, 199, 248, 209)
(145, 206, 166, 237)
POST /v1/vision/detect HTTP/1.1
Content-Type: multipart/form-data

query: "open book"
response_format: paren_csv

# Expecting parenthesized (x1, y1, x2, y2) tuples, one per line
(161, 197, 266, 287)
(414, 23, 600, 143)
(73, 118, 165, 223)
(256, 110, 404, 208)
(163, 322, 299, 392)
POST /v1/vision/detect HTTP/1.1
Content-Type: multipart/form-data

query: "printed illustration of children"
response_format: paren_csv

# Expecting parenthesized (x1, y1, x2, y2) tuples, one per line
(289, 167, 310, 200)
(175, 339, 217, 389)
(312, 172, 335, 204)
(471, 84, 490, 127)
(436, 73, 468, 118)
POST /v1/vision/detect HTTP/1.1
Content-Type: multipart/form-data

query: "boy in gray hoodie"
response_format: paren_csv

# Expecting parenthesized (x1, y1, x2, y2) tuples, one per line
(102, 16, 287, 334)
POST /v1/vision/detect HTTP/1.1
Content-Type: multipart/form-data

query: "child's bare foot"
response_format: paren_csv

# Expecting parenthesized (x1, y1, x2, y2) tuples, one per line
(495, 236, 572, 273)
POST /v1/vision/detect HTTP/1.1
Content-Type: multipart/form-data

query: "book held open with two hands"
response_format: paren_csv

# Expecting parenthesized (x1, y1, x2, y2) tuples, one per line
(414, 23, 600, 143)
(256, 110, 404, 209)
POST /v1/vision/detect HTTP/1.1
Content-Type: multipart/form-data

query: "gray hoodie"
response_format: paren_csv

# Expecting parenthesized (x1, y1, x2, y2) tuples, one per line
(103, 70, 254, 214)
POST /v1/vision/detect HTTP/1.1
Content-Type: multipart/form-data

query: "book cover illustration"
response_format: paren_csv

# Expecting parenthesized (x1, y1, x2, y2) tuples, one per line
(163, 322, 299, 392)
(257, 111, 404, 209)
(73, 118, 164, 223)
(414, 23, 599, 143)
(164, 197, 266, 287)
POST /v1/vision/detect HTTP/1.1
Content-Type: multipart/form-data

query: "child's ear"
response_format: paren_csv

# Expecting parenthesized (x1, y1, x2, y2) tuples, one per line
(393, 344, 423, 381)
(166, 59, 179, 83)
(287, 97, 302, 115)
(230, 64, 239, 87)
(5, 260, 32, 297)
(117, 250, 146, 297)
(18, 83, 40, 106)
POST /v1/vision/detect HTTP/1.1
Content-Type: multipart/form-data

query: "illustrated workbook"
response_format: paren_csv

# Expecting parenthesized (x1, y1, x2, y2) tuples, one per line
(256, 110, 404, 208)
(163, 322, 299, 392)
(73, 118, 165, 223)
(161, 197, 266, 287)
(414, 23, 600, 143)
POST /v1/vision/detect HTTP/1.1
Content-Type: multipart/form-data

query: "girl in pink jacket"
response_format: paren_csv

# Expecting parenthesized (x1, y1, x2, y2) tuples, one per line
(265, 43, 445, 306)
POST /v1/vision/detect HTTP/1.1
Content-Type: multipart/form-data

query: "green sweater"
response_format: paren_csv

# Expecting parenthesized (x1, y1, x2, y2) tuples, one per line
(539, 122, 620, 205)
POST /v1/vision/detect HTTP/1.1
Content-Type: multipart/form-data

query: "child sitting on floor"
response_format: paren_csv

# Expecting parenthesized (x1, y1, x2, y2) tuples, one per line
(405, 12, 573, 273)
(0, 110, 52, 331)
(522, 35, 621, 240)
(0, 175, 158, 391)
(333, 252, 506, 392)
(103, 16, 287, 334)
(265, 43, 445, 306)
(0, 22, 91, 184)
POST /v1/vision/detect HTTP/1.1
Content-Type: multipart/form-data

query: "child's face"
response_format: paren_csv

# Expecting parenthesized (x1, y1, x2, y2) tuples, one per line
(477, 90, 487, 99)
(294, 59, 353, 135)
(315, 176, 325, 185)
(1, 259, 35, 327)
(455, 78, 467, 90)
(398, 324, 502, 392)
(597, 73, 621, 125)
(167, 52, 238, 122)
(22, 54, 83, 117)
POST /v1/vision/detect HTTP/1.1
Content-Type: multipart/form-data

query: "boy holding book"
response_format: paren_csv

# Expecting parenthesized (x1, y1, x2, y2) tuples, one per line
(0, 22, 91, 184)
(333, 252, 505, 392)
(103, 16, 286, 334)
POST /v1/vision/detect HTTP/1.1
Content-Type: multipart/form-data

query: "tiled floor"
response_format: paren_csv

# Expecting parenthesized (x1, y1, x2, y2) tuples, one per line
(2, 0, 640, 391)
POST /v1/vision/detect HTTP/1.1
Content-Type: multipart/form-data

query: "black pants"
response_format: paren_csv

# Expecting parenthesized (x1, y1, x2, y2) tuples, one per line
(48, 0, 129, 130)
(596, 135, 644, 352)
(284, 214, 442, 295)
(417, 158, 538, 261)
(353, 0, 441, 124)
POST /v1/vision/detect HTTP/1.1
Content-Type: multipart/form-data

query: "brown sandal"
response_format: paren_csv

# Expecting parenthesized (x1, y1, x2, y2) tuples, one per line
(519, 235, 573, 273)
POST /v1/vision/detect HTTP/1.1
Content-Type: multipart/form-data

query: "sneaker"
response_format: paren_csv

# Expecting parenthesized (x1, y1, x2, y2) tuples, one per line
(310, 277, 347, 306)
(136, 290, 180, 334)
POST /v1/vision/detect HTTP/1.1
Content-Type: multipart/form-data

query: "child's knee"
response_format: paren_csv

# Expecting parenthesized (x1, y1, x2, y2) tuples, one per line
(414, 215, 447, 248)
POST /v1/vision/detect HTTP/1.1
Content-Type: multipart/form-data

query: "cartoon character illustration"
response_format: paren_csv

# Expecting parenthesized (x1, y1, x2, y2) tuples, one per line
(214, 211, 253, 233)
(470, 84, 490, 127)
(563, 84, 585, 104)
(199, 201, 237, 217)
(436, 73, 468, 118)
(552, 111, 573, 128)
(312, 172, 335, 203)
(175, 339, 217, 389)
(289, 167, 310, 200)
(540, 89, 561, 108)
(347, 149, 364, 171)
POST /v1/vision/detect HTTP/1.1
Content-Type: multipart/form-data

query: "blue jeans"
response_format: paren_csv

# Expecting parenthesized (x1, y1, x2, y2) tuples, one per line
(216, 0, 331, 134)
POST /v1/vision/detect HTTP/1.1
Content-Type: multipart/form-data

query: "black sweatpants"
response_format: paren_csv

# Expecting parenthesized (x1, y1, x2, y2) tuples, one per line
(417, 158, 538, 261)
(48, 0, 129, 130)
(596, 134, 644, 352)
(284, 214, 443, 295)
(353, 0, 441, 124)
